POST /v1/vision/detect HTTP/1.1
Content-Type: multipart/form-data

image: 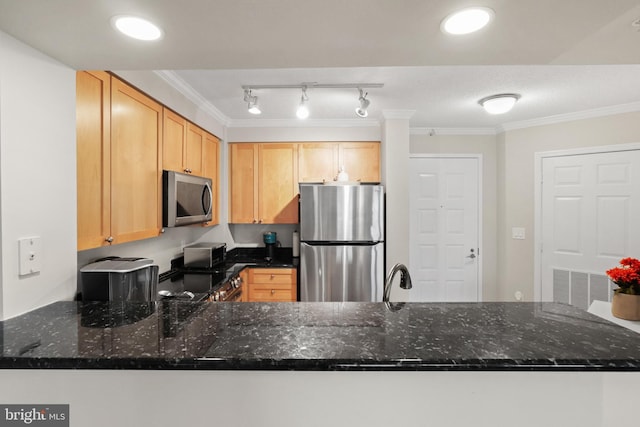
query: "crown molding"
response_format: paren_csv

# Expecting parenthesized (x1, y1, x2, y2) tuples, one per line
(153, 70, 231, 127)
(410, 127, 497, 136)
(499, 101, 640, 133)
(227, 118, 381, 128)
(381, 110, 416, 120)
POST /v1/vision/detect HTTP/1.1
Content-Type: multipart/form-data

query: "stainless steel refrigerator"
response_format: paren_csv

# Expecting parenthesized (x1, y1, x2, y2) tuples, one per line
(299, 183, 384, 302)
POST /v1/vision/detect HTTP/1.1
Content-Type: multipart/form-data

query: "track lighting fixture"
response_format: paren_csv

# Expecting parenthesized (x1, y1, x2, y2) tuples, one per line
(240, 82, 383, 119)
(478, 93, 521, 115)
(243, 89, 261, 115)
(296, 86, 310, 119)
(355, 88, 370, 118)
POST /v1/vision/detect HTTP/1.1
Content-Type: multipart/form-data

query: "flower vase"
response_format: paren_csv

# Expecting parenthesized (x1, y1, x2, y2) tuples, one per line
(611, 293, 640, 321)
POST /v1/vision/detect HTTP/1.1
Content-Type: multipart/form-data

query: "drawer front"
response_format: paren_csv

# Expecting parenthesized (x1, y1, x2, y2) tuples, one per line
(250, 288, 294, 302)
(251, 269, 294, 285)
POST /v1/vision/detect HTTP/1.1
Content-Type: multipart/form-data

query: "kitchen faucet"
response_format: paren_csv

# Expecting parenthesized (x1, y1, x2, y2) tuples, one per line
(383, 263, 413, 302)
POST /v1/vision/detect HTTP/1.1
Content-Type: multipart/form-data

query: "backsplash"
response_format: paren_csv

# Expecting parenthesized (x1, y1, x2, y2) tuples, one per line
(230, 224, 298, 247)
(77, 225, 234, 292)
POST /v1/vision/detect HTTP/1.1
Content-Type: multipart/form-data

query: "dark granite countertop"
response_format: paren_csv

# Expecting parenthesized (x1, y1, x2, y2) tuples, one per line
(1, 301, 639, 371)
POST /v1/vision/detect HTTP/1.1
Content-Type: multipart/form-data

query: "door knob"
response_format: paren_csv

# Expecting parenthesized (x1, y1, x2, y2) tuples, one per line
(466, 248, 476, 259)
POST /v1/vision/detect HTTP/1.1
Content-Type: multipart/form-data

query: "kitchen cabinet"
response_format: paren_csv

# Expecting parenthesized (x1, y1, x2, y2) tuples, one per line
(162, 109, 204, 176)
(298, 143, 339, 182)
(202, 132, 220, 226)
(110, 77, 163, 244)
(229, 143, 299, 224)
(76, 71, 163, 249)
(245, 268, 297, 302)
(298, 141, 380, 183)
(339, 142, 380, 183)
(76, 70, 111, 251)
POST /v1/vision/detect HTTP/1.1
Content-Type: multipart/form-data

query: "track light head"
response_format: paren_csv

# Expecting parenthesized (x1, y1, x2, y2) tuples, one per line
(355, 88, 370, 118)
(243, 89, 261, 115)
(296, 87, 310, 119)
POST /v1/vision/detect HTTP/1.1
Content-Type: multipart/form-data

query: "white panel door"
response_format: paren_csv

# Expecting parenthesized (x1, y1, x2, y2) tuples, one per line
(409, 157, 480, 302)
(541, 150, 640, 309)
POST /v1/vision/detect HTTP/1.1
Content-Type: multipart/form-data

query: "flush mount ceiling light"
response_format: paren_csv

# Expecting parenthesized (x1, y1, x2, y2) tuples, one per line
(296, 87, 310, 119)
(355, 88, 370, 118)
(441, 7, 494, 35)
(243, 89, 261, 115)
(111, 15, 163, 41)
(240, 82, 383, 119)
(478, 93, 521, 115)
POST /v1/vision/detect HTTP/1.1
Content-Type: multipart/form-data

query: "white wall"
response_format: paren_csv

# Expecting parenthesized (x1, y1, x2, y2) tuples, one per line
(1, 370, 638, 427)
(498, 111, 640, 301)
(0, 31, 77, 319)
(410, 132, 498, 300)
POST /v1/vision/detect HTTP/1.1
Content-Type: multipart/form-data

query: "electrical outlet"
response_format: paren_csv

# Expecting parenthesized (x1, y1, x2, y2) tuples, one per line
(19, 236, 42, 276)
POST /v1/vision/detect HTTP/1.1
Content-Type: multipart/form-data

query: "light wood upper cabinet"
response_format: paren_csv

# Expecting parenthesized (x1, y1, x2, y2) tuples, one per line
(110, 77, 163, 244)
(162, 108, 204, 176)
(202, 132, 220, 226)
(339, 142, 380, 183)
(185, 123, 204, 176)
(298, 141, 380, 183)
(76, 71, 111, 251)
(229, 143, 299, 224)
(258, 143, 299, 223)
(162, 109, 187, 173)
(298, 143, 339, 182)
(229, 143, 258, 223)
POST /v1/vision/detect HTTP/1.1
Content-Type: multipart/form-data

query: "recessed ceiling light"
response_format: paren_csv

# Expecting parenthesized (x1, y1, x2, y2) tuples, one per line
(111, 15, 163, 41)
(478, 94, 521, 115)
(441, 7, 494, 35)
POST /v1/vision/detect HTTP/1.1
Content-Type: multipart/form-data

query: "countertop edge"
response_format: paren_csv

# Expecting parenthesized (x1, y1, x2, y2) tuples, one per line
(2, 357, 639, 372)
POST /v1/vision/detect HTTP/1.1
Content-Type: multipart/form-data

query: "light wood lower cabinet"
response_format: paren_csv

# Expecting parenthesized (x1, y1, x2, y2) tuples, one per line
(245, 268, 297, 302)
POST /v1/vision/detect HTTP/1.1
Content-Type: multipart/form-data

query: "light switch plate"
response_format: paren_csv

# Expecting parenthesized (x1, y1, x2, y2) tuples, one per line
(512, 227, 526, 240)
(19, 236, 42, 276)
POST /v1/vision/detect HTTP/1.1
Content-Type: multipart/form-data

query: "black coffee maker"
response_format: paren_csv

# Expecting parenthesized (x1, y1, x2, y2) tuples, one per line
(263, 231, 277, 261)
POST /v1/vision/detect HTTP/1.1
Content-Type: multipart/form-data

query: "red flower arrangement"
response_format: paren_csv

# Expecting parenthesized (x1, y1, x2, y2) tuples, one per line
(606, 257, 640, 295)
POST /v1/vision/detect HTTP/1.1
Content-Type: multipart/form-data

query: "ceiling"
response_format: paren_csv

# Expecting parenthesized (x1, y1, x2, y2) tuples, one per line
(1, 0, 639, 129)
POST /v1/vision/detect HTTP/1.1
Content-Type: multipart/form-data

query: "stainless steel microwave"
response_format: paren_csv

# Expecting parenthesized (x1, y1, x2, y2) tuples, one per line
(162, 170, 213, 227)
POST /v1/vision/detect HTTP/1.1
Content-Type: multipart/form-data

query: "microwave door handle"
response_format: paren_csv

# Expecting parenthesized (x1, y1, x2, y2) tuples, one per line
(202, 183, 213, 216)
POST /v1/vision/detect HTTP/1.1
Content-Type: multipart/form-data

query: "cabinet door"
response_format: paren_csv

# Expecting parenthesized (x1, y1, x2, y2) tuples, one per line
(76, 71, 111, 250)
(185, 123, 204, 176)
(202, 132, 220, 226)
(298, 142, 339, 183)
(258, 143, 299, 224)
(339, 142, 380, 183)
(110, 78, 163, 244)
(162, 108, 187, 173)
(229, 143, 258, 223)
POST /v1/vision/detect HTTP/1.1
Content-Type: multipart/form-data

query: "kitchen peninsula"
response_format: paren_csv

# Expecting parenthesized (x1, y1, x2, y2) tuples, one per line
(1, 300, 639, 426)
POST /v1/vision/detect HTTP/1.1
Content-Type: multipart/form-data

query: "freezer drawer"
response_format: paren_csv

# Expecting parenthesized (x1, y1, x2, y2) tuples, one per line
(300, 242, 383, 302)
(299, 184, 384, 242)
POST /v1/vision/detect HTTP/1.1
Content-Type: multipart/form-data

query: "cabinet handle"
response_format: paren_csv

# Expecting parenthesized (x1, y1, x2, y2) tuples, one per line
(271, 289, 275, 294)
(259, 219, 263, 223)
(270, 274, 275, 279)
(252, 219, 257, 224)
(105, 236, 114, 243)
